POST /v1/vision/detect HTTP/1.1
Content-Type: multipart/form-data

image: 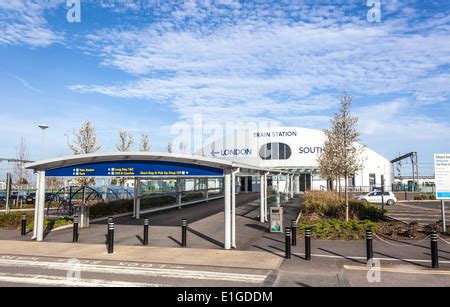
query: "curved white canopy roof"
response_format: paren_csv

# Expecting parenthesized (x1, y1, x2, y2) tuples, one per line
(25, 152, 288, 175)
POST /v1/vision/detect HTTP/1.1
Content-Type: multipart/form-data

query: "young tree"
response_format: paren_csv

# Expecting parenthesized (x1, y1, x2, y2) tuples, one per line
(116, 130, 134, 152)
(116, 130, 134, 198)
(70, 121, 101, 155)
(70, 121, 101, 206)
(317, 93, 364, 221)
(13, 137, 30, 207)
(140, 133, 150, 152)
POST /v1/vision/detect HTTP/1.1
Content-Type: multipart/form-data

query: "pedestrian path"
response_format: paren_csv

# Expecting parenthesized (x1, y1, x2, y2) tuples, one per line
(0, 240, 283, 270)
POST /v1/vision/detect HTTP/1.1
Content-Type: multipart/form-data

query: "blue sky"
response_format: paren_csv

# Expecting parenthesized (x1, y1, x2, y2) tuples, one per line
(0, 0, 449, 176)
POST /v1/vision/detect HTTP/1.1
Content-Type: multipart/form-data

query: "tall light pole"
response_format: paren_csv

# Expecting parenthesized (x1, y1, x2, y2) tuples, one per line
(38, 125, 49, 160)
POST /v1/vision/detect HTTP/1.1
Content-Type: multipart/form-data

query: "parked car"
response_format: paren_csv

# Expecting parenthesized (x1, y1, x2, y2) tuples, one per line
(26, 192, 55, 204)
(0, 192, 6, 205)
(10, 192, 28, 205)
(356, 191, 397, 206)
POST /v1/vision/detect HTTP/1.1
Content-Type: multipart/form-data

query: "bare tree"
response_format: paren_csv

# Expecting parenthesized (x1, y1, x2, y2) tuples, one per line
(70, 121, 101, 155)
(116, 130, 134, 198)
(116, 130, 134, 152)
(167, 142, 173, 153)
(13, 137, 30, 207)
(317, 93, 364, 221)
(70, 121, 101, 206)
(140, 133, 150, 152)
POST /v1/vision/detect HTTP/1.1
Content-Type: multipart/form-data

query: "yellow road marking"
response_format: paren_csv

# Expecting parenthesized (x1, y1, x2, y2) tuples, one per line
(344, 265, 450, 276)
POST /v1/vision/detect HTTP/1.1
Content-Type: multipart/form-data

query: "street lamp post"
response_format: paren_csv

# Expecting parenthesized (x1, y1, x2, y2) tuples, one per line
(38, 125, 49, 160)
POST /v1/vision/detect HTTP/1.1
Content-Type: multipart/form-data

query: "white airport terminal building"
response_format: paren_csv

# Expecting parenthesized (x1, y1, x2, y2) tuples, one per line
(198, 127, 394, 193)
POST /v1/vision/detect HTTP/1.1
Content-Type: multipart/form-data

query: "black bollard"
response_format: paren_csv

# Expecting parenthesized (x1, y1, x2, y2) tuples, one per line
(21, 214, 27, 236)
(305, 228, 312, 261)
(291, 220, 297, 246)
(181, 218, 187, 247)
(431, 231, 439, 269)
(366, 229, 374, 262)
(107, 222, 114, 254)
(73, 215, 79, 243)
(143, 218, 149, 246)
(285, 228, 291, 259)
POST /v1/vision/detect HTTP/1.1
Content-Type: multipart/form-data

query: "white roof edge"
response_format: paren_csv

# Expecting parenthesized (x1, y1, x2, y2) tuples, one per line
(25, 152, 292, 175)
(25, 152, 234, 171)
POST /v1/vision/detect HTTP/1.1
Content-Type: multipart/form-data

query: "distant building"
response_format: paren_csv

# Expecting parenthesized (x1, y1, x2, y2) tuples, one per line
(0, 181, 6, 190)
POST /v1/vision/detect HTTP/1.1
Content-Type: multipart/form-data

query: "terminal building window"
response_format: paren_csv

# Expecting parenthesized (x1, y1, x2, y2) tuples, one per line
(259, 143, 292, 160)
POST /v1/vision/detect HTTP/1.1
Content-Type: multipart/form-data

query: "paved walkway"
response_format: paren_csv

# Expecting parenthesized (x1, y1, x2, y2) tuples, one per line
(0, 240, 282, 270)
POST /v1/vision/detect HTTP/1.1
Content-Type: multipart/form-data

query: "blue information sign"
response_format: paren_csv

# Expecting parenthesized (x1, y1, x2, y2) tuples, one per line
(46, 160, 224, 178)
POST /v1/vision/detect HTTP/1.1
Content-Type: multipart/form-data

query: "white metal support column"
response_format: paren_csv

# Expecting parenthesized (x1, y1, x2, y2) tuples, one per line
(259, 173, 265, 223)
(224, 171, 232, 250)
(32, 171, 41, 240)
(176, 178, 182, 208)
(36, 171, 46, 242)
(205, 178, 209, 202)
(231, 169, 238, 249)
(135, 178, 142, 220)
(295, 175, 300, 194)
(132, 178, 138, 218)
(290, 174, 294, 198)
(276, 175, 281, 206)
(264, 173, 268, 222)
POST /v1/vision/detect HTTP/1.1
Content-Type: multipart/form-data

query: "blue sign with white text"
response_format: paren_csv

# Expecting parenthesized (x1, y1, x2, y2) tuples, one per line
(46, 160, 224, 177)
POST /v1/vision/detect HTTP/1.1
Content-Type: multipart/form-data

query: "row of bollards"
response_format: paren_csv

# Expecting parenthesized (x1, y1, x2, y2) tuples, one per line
(102, 217, 189, 254)
(285, 222, 440, 269)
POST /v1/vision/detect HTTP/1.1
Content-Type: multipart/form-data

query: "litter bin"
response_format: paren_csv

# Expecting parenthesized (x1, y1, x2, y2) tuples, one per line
(269, 207, 284, 233)
(73, 205, 90, 228)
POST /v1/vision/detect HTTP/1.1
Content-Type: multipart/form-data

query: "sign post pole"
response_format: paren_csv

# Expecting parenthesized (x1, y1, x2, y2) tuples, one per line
(434, 154, 450, 233)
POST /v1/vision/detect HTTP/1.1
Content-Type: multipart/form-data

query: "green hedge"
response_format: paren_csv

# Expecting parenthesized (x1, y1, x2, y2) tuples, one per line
(89, 200, 133, 220)
(0, 212, 34, 229)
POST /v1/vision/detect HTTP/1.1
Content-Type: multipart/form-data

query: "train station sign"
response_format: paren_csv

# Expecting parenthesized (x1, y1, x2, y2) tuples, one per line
(46, 160, 224, 178)
(434, 154, 450, 200)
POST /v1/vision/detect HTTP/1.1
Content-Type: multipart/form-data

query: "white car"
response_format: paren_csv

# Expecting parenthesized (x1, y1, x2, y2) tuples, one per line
(356, 191, 397, 206)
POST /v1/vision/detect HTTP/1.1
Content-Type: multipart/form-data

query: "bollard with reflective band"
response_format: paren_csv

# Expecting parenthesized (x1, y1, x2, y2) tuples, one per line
(21, 214, 27, 236)
(143, 218, 149, 246)
(285, 228, 291, 259)
(366, 229, 374, 261)
(431, 231, 439, 269)
(73, 216, 79, 243)
(291, 220, 297, 246)
(181, 218, 187, 247)
(305, 228, 312, 261)
(108, 222, 115, 254)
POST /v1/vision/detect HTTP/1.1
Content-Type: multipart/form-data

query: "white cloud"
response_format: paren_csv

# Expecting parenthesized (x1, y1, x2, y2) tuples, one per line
(0, 0, 62, 47)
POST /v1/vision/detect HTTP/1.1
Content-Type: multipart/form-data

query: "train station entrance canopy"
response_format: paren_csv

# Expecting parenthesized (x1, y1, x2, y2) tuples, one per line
(26, 152, 297, 250)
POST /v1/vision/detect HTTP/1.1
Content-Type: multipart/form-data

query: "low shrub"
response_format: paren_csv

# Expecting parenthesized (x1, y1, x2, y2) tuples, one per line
(304, 191, 385, 221)
(414, 194, 436, 201)
(298, 218, 378, 240)
(0, 211, 34, 229)
(89, 200, 133, 220)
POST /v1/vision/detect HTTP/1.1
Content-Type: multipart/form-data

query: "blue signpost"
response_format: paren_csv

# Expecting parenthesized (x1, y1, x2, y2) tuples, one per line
(46, 160, 224, 178)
